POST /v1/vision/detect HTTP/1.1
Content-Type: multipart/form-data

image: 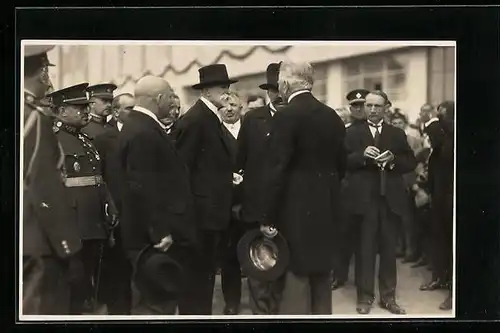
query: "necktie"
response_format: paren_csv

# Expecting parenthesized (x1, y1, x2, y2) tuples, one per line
(369, 123, 381, 146)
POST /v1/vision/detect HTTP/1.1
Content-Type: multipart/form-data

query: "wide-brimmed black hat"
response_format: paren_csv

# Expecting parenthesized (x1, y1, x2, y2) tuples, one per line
(132, 243, 185, 298)
(259, 62, 281, 91)
(237, 228, 290, 282)
(47, 83, 90, 106)
(192, 64, 238, 90)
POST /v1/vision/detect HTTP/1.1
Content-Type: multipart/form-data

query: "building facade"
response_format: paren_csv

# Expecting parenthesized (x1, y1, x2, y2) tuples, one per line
(45, 43, 455, 123)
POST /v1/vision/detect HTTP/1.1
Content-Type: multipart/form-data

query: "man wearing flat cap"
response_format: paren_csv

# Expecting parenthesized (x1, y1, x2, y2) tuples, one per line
(22, 45, 83, 315)
(235, 62, 287, 315)
(82, 83, 118, 139)
(49, 83, 119, 314)
(170, 64, 237, 315)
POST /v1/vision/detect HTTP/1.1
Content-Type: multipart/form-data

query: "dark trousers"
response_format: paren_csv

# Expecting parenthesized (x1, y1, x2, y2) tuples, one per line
(99, 229, 133, 315)
(356, 197, 399, 304)
(334, 213, 360, 284)
(430, 201, 453, 283)
(247, 275, 286, 314)
(279, 271, 332, 314)
(397, 192, 417, 257)
(218, 220, 244, 308)
(414, 203, 432, 260)
(177, 230, 224, 315)
(23, 256, 70, 315)
(69, 239, 132, 314)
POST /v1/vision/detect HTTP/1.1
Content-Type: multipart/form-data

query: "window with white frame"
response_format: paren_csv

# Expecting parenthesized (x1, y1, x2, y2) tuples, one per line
(342, 51, 409, 103)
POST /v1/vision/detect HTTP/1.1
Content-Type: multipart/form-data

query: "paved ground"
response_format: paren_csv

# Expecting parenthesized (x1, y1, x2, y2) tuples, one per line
(212, 257, 453, 317)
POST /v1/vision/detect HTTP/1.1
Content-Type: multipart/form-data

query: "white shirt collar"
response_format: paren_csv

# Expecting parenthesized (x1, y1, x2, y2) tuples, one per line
(368, 119, 384, 127)
(287, 90, 310, 104)
(367, 120, 384, 138)
(106, 114, 113, 123)
(25, 89, 37, 98)
(269, 102, 277, 116)
(223, 119, 241, 139)
(133, 105, 167, 129)
(424, 117, 439, 128)
(117, 121, 123, 132)
(200, 96, 222, 123)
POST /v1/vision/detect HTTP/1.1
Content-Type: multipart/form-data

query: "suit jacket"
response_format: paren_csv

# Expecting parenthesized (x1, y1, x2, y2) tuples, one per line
(82, 119, 107, 140)
(119, 110, 197, 250)
(93, 124, 125, 213)
(170, 99, 233, 231)
(23, 98, 81, 258)
(236, 105, 275, 223)
(343, 122, 416, 218)
(221, 123, 242, 206)
(261, 92, 347, 274)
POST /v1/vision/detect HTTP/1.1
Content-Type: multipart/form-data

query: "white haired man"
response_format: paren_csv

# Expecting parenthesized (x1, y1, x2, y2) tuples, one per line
(259, 61, 346, 314)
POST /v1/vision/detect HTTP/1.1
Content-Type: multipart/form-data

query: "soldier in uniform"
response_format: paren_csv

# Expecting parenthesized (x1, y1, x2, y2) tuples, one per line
(331, 88, 370, 291)
(23, 45, 83, 315)
(48, 83, 119, 314)
(81, 83, 117, 139)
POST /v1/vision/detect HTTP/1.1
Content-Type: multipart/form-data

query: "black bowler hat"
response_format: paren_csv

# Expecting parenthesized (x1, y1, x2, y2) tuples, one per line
(133, 244, 185, 298)
(47, 83, 90, 107)
(192, 64, 238, 90)
(237, 228, 290, 282)
(259, 62, 281, 91)
(86, 83, 117, 100)
(346, 89, 370, 104)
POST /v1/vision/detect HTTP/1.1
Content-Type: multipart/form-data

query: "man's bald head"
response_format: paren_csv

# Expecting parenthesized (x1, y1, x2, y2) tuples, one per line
(134, 75, 175, 119)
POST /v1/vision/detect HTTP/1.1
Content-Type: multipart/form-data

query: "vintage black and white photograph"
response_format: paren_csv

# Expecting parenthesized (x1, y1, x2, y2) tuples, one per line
(20, 40, 456, 320)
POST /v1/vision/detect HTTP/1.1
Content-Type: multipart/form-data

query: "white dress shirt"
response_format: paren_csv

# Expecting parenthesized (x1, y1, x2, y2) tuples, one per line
(424, 117, 439, 129)
(368, 120, 384, 138)
(287, 90, 310, 104)
(133, 105, 167, 129)
(223, 119, 241, 139)
(269, 102, 277, 117)
(200, 96, 222, 123)
(117, 121, 123, 132)
(106, 114, 113, 123)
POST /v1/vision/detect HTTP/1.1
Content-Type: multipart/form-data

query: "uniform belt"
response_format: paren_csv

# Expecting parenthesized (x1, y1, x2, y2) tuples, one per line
(65, 175, 104, 187)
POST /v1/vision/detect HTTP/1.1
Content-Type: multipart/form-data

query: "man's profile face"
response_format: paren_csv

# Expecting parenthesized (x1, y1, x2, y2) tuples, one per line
(115, 95, 134, 122)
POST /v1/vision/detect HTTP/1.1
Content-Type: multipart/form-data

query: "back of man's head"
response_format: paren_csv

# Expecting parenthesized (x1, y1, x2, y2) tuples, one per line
(278, 61, 314, 92)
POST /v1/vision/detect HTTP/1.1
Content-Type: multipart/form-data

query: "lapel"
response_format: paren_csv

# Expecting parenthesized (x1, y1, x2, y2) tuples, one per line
(220, 123, 238, 161)
(360, 122, 376, 148)
(197, 100, 231, 156)
(378, 123, 392, 151)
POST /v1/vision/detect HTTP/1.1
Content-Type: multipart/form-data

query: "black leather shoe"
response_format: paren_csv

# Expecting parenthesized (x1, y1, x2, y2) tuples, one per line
(419, 279, 446, 291)
(356, 302, 371, 315)
(379, 300, 406, 315)
(224, 306, 240, 315)
(439, 295, 452, 310)
(331, 278, 346, 290)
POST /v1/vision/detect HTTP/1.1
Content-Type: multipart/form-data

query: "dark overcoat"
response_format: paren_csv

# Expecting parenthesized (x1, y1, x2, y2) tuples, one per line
(170, 100, 233, 231)
(23, 95, 82, 258)
(261, 92, 347, 274)
(118, 110, 197, 250)
(236, 105, 275, 224)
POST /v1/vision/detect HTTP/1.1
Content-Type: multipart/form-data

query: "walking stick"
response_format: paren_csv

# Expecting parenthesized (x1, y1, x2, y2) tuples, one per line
(93, 242, 105, 313)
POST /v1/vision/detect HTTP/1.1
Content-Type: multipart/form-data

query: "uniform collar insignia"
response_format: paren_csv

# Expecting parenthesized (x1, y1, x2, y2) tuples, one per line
(56, 121, 80, 135)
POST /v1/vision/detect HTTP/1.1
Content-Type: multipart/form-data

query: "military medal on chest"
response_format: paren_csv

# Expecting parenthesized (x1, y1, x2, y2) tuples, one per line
(73, 161, 81, 172)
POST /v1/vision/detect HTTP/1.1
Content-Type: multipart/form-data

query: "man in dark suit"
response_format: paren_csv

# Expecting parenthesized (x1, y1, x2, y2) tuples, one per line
(259, 61, 346, 314)
(170, 64, 237, 315)
(91, 94, 134, 315)
(118, 75, 197, 315)
(82, 83, 117, 139)
(332, 88, 370, 291)
(22, 45, 83, 315)
(217, 90, 245, 315)
(236, 62, 287, 314)
(49, 83, 119, 315)
(344, 90, 416, 315)
(434, 101, 455, 311)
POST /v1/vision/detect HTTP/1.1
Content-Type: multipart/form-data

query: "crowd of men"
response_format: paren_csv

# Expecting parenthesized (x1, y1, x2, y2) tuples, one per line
(22, 44, 455, 316)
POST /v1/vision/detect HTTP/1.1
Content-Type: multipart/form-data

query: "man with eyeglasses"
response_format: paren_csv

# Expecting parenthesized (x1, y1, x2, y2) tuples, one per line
(343, 90, 416, 315)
